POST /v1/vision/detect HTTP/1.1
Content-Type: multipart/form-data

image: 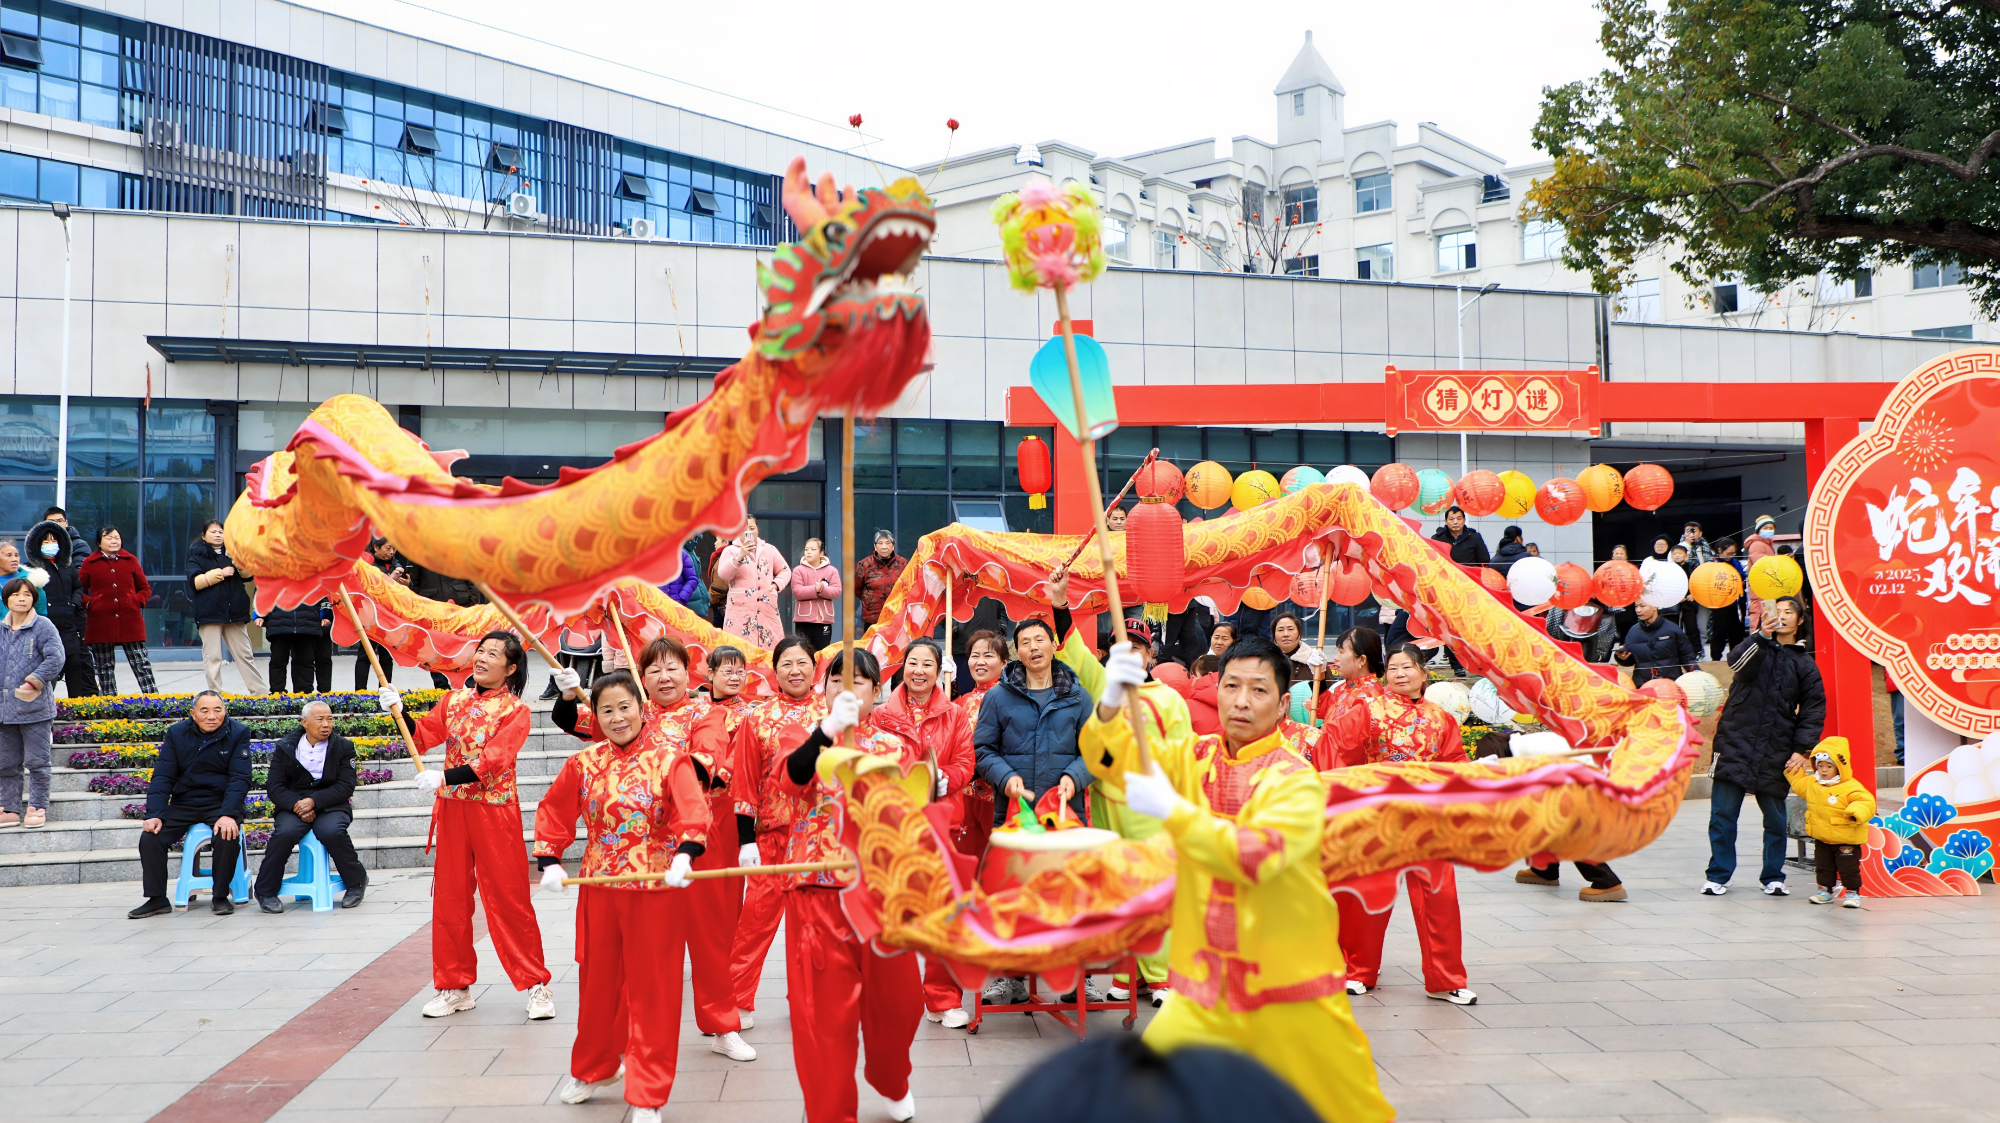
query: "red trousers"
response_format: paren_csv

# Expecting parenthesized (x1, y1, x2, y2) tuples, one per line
(1335, 866, 1467, 992)
(573, 887, 686, 1108)
(728, 830, 788, 1011)
(432, 797, 550, 991)
(919, 817, 987, 1013)
(786, 888, 923, 1123)
(687, 801, 743, 1033)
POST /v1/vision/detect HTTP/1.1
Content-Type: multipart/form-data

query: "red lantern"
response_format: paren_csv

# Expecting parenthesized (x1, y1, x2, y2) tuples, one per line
(1452, 469, 1505, 517)
(1551, 562, 1594, 609)
(1371, 463, 1420, 510)
(1134, 459, 1185, 504)
(1288, 567, 1321, 606)
(1535, 477, 1586, 525)
(1638, 677, 1687, 709)
(1593, 560, 1643, 607)
(1478, 567, 1510, 595)
(1124, 497, 1184, 624)
(1328, 560, 1374, 606)
(1623, 463, 1674, 512)
(1017, 436, 1052, 510)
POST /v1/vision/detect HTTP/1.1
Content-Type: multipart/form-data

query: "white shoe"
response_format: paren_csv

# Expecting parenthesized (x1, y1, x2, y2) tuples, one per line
(421, 988, 476, 1018)
(1345, 979, 1368, 996)
(887, 1092, 916, 1121)
(1426, 988, 1478, 1006)
(711, 1030, 756, 1061)
(1763, 881, 1789, 896)
(525, 983, 556, 1020)
(940, 1007, 970, 1029)
(1106, 984, 1132, 1001)
(1150, 987, 1171, 1007)
(981, 977, 1024, 1005)
(736, 1008, 756, 1031)
(1701, 881, 1728, 896)
(557, 1070, 621, 1104)
(631, 1110, 661, 1123)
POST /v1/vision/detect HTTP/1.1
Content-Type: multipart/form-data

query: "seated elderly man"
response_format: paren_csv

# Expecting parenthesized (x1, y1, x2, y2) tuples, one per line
(131, 690, 254, 918)
(255, 699, 368, 911)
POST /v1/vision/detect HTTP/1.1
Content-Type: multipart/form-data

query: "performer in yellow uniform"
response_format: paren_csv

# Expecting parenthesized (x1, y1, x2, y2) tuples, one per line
(1081, 633, 1393, 1123)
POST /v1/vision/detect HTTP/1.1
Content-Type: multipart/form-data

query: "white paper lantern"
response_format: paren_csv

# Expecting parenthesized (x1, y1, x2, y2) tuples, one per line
(1915, 769, 1956, 801)
(1639, 557, 1689, 610)
(1513, 731, 1573, 757)
(1676, 671, 1724, 718)
(1469, 677, 1516, 725)
(1326, 464, 1372, 490)
(1424, 680, 1472, 722)
(1506, 557, 1559, 605)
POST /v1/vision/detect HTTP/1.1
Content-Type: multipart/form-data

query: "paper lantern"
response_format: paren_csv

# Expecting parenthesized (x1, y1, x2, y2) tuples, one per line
(1029, 332, 1118, 440)
(1280, 465, 1325, 495)
(1748, 554, 1804, 600)
(1371, 463, 1420, 510)
(1327, 465, 1372, 490)
(1125, 498, 1184, 624)
(1677, 670, 1723, 717)
(1328, 559, 1374, 606)
(1185, 461, 1234, 509)
(1513, 731, 1573, 756)
(1593, 560, 1643, 608)
(1241, 586, 1278, 611)
(1415, 469, 1455, 515)
(1689, 561, 1743, 609)
(1623, 463, 1674, 511)
(1016, 435, 1052, 510)
(1453, 469, 1505, 517)
(1288, 567, 1322, 606)
(1288, 681, 1315, 724)
(1232, 469, 1282, 510)
(1577, 464, 1625, 513)
(1497, 470, 1536, 518)
(1638, 677, 1688, 710)
(1425, 680, 1472, 722)
(1507, 556, 1559, 605)
(1639, 557, 1689, 610)
(1478, 567, 1510, 594)
(1469, 678, 1516, 725)
(1551, 562, 1594, 609)
(1535, 477, 1586, 525)
(1133, 458, 1185, 504)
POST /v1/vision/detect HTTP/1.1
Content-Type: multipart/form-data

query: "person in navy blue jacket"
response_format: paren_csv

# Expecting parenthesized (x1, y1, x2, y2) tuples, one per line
(1614, 601, 1700, 686)
(130, 690, 254, 918)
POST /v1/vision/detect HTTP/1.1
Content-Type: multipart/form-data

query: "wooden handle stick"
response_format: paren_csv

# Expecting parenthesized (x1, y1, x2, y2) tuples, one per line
(1060, 447, 1158, 570)
(337, 587, 425, 772)
(606, 597, 640, 677)
(1310, 554, 1333, 728)
(475, 581, 562, 670)
(838, 415, 857, 750)
(563, 859, 856, 887)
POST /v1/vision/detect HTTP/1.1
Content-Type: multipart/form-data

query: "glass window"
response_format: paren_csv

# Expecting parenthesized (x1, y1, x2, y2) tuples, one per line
(63, 479, 140, 551)
(1155, 229, 1176, 269)
(144, 405, 215, 477)
(1282, 255, 1318, 276)
(950, 421, 1001, 492)
(141, 480, 215, 576)
(37, 156, 75, 204)
(1356, 243, 1393, 281)
(851, 421, 892, 489)
(896, 420, 946, 490)
(1520, 219, 1562, 260)
(896, 493, 948, 556)
(0, 67, 34, 112)
(1206, 428, 1251, 474)
(67, 401, 139, 476)
(854, 492, 895, 555)
(1437, 229, 1477, 272)
(0, 480, 56, 538)
(1282, 184, 1317, 225)
(80, 165, 115, 208)
(0, 149, 31, 198)
(1349, 433, 1393, 469)
(0, 395, 57, 474)
(39, 39, 75, 78)
(1913, 262, 1965, 289)
(78, 81, 114, 126)
(37, 74, 77, 121)
(1156, 427, 1202, 465)
(1913, 325, 1975, 339)
(1301, 431, 1344, 467)
(1005, 493, 1053, 536)
(747, 480, 820, 516)
(237, 405, 316, 451)
(39, 11, 78, 44)
(1103, 215, 1129, 261)
(1355, 171, 1392, 213)
(77, 45, 112, 85)
(1252, 430, 1300, 465)
(0, 4, 32, 35)
(1615, 277, 1661, 323)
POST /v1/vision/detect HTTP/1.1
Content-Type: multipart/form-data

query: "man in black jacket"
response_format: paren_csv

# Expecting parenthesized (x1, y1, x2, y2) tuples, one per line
(25, 520, 93, 698)
(255, 700, 367, 910)
(1431, 507, 1491, 567)
(1615, 601, 1700, 685)
(410, 562, 483, 688)
(1704, 596, 1825, 897)
(131, 691, 254, 918)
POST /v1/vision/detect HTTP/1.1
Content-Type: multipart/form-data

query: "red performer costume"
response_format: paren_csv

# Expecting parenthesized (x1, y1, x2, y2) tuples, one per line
(871, 681, 977, 1017)
(773, 700, 924, 1123)
(532, 716, 710, 1110)
(952, 679, 998, 854)
(409, 684, 553, 1001)
(726, 691, 823, 1012)
(1320, 684, 1471, 996)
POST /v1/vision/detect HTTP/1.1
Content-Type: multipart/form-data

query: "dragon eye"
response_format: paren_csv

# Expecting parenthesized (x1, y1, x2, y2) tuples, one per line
(823, 221, 850, 242)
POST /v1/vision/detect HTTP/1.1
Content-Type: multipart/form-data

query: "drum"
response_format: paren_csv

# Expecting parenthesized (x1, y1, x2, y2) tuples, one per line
(976, 827, 1119, 896)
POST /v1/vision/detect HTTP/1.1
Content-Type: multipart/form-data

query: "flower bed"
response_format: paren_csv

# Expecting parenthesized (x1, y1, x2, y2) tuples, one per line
(56, 714, 408, 744)
(87, 773, 150, 796)
(72, 736, 414, 770)
(357, 768, 393, 786)
(57, 690, 444, 722)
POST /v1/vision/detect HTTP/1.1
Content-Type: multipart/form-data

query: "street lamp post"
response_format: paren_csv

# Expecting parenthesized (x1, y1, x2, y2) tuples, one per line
(52, 201, 72, 508)
(1454, 281, 1501, 477)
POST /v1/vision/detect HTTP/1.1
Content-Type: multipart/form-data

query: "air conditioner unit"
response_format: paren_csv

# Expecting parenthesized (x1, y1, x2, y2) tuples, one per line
(505, 192, 537, 219)
(625, 217, 655, 240)
(143, 118, 182, 149)
(289, 151, 324, 178)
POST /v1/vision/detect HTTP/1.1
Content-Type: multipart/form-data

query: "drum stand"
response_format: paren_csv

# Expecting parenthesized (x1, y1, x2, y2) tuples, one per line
(964, 956, 1142, 1037)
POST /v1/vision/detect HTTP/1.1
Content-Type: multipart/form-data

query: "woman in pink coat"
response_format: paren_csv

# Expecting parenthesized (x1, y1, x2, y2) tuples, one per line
(715, 518, 790, 650)
(789, 538, 841, 653)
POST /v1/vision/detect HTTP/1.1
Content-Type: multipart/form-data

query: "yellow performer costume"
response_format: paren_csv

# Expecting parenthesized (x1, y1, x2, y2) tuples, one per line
(1080, 710, 1393, 1123)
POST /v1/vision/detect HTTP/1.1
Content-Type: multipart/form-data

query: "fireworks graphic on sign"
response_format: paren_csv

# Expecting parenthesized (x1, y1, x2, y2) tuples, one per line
(1896, 409, 1954, 474)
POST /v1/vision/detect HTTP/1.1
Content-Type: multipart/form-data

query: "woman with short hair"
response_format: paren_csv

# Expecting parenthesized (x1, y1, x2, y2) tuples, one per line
(0, 576, 64, 829)
(187, 520, 266, 695)
(78, 526, 155, 694)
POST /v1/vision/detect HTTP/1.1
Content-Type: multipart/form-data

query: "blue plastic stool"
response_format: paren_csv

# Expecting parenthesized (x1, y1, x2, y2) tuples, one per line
(170, 822, 251, 907)
(275, 832, 348, 912)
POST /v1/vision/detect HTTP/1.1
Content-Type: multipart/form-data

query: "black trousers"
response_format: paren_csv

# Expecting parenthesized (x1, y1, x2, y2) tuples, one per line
(254, 808, 367, 899)
(797, 623, 832, 653)
(353, 640, 394, 691)
(138, 805, 239, 900)
(269, 635, 332, 693)
(1530, 860, 1622, 890)
(55, 627, 96, 697)
(1815, 840, 1862, 891)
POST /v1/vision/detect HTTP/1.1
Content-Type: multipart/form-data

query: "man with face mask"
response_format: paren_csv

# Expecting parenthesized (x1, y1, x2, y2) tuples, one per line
(23, 521, 92, 698)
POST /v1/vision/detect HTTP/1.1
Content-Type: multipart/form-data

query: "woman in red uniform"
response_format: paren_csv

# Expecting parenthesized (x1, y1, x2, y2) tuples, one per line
(1308, 627, 1387, 769)
(382, 631, 555, 1021)
(952, 630, 1006, 854)
(727, 636, 823, 1019)
(532, 671, 709, 1120)
(774, 650, 924, 1123)
(871, 637, 977, 1028)
(1321, 642, 1477, 1005)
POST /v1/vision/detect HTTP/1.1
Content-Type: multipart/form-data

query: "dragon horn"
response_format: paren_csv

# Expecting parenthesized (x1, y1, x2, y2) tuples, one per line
(782, 155, 832, 230)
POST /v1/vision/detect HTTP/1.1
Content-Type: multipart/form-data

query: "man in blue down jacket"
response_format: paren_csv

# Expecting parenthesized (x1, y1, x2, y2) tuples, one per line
(1615, 600, 1700, 686)
(130, 690, 254, 918)
(973, 616, 1091, 826)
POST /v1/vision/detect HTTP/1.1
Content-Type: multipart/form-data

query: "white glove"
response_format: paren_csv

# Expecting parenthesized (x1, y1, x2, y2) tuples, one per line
(820, 691, 861, 739)
(415, 769, 445, 797)
(1123, 763, 1182, 821)
(538, 864, 568, 895)
(940, 655, 957, 679)
(737, 842, 761, 868)
(1100, 643, 1147, 711)
(1299, 643, 1328, 668)
(935, 768, 950, 798)
(661, 851, 695, 888)
(377, 686, 403, 713)
(552, 666, 582, 696)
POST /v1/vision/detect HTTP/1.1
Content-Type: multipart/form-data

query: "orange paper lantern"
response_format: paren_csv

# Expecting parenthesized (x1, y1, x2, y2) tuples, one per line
(1577, 464, 1625, 513)
(1134, 459, 1185, 504)
(1453, 469, 1505, 517)
(1638, 677, 1687, 709)
(1593, 560, 1643, 607)
(1289, 568, 1321, 606)
(1241, 586, 1278, 611)
(1623, 463, 1674, 511)
(1125, 497, 1184, 623)
(1535, 478, 1587, 526)
(1478, 567, 1510, 594)
(1328, 560, 1374, 606)
(1370, 463, 1420, 510)
(1016, 436, 1051, 510)
(1184, 461, 1234, 509)
(1689, 561, 1743, 610)
(1551, 562, 1594, 609)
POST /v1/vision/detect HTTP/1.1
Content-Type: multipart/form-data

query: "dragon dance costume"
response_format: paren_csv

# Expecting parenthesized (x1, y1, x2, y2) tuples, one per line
(727, 692, 824, 1012)
(412, 686, 552, 994)
(1080, 711, 1394, 1123)
(532, 725, 709, 1108)
(1323, 686, 1471, 994)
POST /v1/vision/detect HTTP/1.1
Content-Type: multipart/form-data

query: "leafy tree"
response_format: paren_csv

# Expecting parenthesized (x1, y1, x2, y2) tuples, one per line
(1529, 0, 2000, 313)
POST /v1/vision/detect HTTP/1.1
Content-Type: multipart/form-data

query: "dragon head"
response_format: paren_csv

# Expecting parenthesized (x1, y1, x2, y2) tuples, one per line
(757, 156, 934, 414)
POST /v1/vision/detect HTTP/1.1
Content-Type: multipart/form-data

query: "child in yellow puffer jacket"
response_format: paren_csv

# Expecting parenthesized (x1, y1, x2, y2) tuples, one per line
(1785, 737, 1876, 907)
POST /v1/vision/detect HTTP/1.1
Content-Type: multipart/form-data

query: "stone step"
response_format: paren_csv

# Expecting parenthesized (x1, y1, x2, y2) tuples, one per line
(0, 828, 567, 888)
(52, 725, 582, 768)
(45, 743, 588, 795)
(37, 771, 566, 824)
(0, 797, 560, 857)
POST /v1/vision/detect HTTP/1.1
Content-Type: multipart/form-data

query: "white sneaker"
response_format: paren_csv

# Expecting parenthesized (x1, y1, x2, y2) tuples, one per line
(525, 983, 556, 1020)
(711, 1030, 756, 1061)
(736, 1008, 756, 1031)
(1701, 881, 1728, 896)
(557, 1070, 621, 1104)
(940, 1007, 970, 1029)
(1150, 987, 1171, 1007)
(632, 1110, 661, 1123)
(1426, 988, 1478, 1006)
(887, 1092, 916, 1121)
(1842, 892, 1862, 908)
(981, 977, 1024, 1005)
(1106, 984, 1132, 1001)
(421, 988, 476, 1018)
(1345, 979, 1368, 996)
(1763, 881, 1789, 896)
